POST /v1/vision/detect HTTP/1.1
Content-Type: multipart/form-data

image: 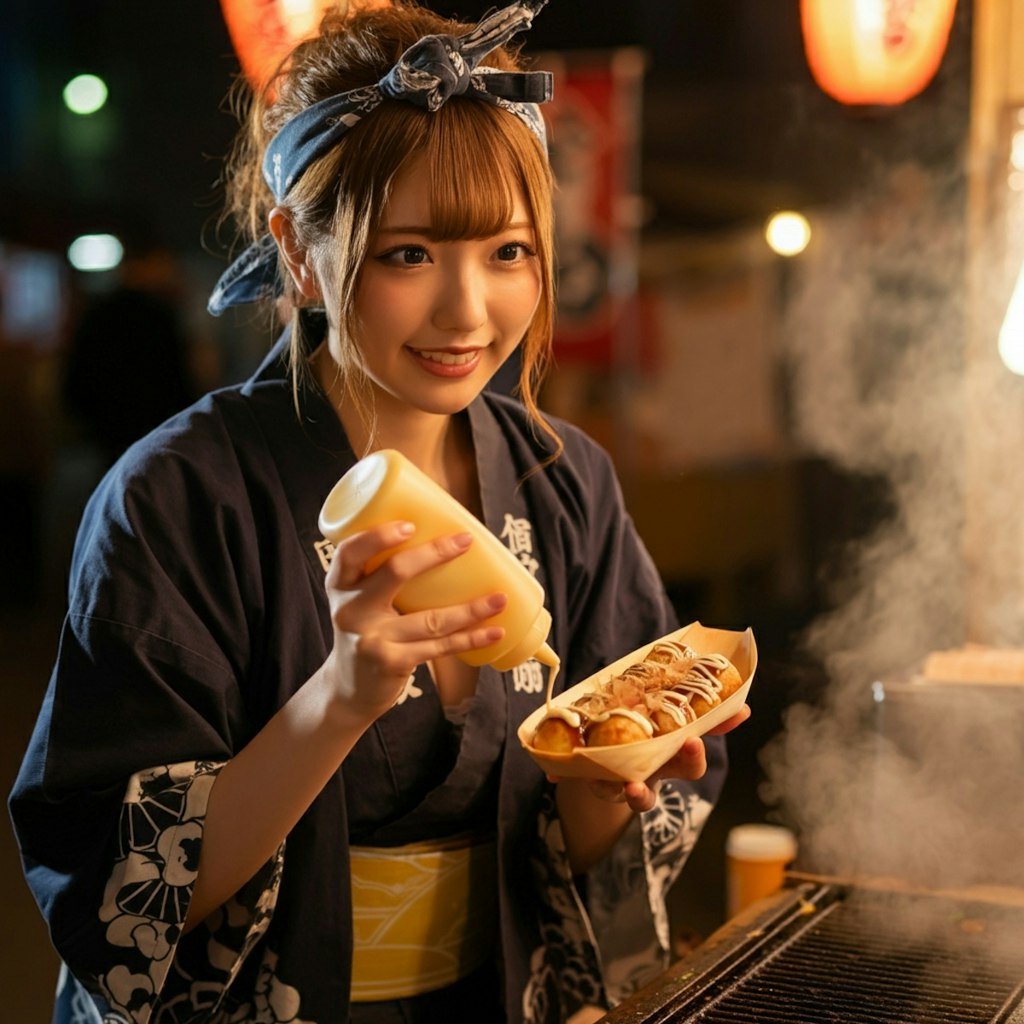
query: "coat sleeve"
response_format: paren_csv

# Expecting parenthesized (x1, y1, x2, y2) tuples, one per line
(8, 438, 298, 1024)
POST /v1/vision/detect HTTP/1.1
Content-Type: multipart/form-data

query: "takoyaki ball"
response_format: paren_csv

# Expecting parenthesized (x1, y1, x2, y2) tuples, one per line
(681, 655, 744, 718)
(645, 640, 697, 668)
(585, 709, 653, 747)
(532, 715, 583, 753)
(646, 691, 695, 734)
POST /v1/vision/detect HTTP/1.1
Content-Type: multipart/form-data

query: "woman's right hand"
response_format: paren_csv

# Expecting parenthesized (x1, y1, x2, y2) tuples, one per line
(321, 521, 507, 723)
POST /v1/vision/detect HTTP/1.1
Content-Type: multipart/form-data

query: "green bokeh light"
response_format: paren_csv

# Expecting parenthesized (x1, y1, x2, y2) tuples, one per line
(63, 74, 108, 115)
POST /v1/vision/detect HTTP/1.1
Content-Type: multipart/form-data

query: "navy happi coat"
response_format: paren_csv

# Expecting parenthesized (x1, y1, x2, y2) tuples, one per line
(10, 334, 727, 1024)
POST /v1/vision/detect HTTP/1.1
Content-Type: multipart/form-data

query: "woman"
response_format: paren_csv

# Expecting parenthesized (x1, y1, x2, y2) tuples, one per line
(10, 2, 747, 1022)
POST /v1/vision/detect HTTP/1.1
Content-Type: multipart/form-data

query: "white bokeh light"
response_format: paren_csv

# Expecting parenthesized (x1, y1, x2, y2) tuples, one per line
(765, 211, 812, 257)
(67, 234, 123, 272)
(999, 263, 1024, 376)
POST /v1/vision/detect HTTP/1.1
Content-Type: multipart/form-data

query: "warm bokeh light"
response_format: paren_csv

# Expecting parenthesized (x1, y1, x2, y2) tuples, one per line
(998, 264, 1024, 376)
(67, 234, 123, 272)
(765, 211, 812, 257)
(63, 74, 108, 115)
(801, 0, 958, 106)
(221, 0, 334, 89)
(220, 0, 393, 90)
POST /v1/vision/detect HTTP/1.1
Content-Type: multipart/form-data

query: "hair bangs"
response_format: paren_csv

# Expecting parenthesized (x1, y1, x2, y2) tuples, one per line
(422, 101, 537, 240)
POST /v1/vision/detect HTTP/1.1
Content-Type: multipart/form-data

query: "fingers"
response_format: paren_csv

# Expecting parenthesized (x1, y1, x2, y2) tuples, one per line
(589, 737, 711, 811)
(622, 781, 659, 814)
(648, 736, 708, 784)
(386, 591, 506, 651)
(588, 779, 628, 803)
(327, 521, 417, 589)
(328, 524, 479, 602)
(582, 778, 658, 813)
(408, 592, 507, 640)
(326, 522, 511, 673)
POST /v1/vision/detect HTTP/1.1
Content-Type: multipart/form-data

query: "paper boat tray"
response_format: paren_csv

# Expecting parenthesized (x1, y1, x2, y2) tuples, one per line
(517, 622, 757, 783)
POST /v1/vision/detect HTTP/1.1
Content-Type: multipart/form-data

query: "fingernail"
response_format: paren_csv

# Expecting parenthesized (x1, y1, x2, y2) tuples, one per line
(397, 521, 415, 536)
(486, 593, 508, 610)
(452, 532, 473, 548)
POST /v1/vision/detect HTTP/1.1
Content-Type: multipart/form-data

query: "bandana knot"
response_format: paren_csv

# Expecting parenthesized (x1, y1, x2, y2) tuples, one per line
(379, 35, 469, 111)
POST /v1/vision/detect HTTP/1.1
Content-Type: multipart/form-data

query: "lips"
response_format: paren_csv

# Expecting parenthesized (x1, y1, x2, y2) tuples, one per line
(416, 349, 477, 366)
(408, 346, 483, 378)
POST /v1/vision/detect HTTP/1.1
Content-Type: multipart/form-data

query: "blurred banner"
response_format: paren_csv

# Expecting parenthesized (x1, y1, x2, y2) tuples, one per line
(542, 48, 647, 369)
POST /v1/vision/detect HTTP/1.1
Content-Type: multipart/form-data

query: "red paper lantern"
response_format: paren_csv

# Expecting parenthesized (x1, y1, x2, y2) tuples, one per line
(220, 0, 333, 89)
(220, 0, 390, 90)
(801, 0, 958, 106)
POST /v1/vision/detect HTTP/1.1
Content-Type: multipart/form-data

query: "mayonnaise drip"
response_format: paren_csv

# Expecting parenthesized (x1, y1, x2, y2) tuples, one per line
(537, 642, 561, 714)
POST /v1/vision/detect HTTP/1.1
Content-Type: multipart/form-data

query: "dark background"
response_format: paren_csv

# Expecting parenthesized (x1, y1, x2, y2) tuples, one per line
(0, 1, 972, 254)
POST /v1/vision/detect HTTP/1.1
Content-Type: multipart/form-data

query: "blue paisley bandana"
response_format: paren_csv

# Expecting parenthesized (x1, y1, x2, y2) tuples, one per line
(209, 0, 552, 316)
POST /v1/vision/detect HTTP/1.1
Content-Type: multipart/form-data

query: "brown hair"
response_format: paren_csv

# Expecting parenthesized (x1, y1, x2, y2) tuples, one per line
(222, 1, 561, 459)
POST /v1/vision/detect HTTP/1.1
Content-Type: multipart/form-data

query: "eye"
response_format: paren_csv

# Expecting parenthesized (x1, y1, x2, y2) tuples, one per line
(378, 245, 432, 267)
(495, 242, 535, 262)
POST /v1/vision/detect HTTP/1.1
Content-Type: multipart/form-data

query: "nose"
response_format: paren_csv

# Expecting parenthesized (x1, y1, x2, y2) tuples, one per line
(431, 262, 487, 334)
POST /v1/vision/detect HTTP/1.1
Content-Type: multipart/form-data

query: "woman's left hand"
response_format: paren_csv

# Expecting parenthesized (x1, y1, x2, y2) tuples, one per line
(586, 704, 751, 813)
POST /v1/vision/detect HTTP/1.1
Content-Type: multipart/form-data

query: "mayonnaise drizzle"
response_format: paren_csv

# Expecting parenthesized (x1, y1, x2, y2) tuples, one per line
(669, 653, 730, 704)
(588, 706, 655, 736)
(537, 640, 729, 745)
(647, 689, 696, 726)
(646, 640, 698, 665)
(544, 705, 581, 729)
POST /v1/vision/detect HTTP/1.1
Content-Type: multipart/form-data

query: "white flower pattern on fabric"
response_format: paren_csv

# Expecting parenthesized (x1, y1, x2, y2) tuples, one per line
(589, 783, 714, 1002)
(523, 782, 713, 1019)
(85, 761, 313, 1024)
(523, 790, 604, 1022)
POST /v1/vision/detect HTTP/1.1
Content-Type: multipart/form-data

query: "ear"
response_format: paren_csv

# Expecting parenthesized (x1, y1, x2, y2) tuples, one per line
(268, 207, 322, 302)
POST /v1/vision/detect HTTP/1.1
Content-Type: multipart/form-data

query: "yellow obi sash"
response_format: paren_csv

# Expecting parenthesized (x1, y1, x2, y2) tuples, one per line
(349, 832, 498, 1002)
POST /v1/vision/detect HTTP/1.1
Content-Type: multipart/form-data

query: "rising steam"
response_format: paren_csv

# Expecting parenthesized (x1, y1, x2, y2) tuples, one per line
(759, 161, 1024, 892)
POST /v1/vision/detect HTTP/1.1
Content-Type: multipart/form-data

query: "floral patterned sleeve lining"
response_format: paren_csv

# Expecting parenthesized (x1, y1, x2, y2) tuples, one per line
(66, 760, 305, 1024)
(522, 781, 714, 1021)
(587, 782, 715, 1003)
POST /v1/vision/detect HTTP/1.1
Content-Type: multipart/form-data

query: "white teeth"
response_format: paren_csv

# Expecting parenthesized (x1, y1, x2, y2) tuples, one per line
(416, 349, 477, 366)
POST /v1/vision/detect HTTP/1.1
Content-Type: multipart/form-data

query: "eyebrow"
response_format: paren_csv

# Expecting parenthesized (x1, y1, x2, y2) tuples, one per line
(377, 221, 535, 235)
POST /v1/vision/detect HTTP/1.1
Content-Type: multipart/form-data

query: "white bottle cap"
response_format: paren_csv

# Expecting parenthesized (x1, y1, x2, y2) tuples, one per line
(726, 824, 798, 863)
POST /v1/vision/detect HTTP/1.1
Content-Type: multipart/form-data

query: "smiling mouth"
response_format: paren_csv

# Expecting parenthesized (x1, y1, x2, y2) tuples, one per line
(412, 349, 480, 366)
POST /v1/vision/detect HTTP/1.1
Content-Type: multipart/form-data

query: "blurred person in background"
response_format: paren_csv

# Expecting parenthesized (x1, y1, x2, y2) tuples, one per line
(61, 248, 202, 467)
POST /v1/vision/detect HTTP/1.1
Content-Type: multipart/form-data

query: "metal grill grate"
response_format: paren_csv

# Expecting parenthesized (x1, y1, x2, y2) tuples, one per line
(606, 883, 1024, 1024)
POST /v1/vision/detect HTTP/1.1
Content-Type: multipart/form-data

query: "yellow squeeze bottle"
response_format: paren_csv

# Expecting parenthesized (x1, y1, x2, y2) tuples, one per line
(318, 449, 558, 673)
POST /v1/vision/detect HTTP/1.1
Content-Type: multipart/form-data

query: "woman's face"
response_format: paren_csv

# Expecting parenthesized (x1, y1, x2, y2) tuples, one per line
(343, 158, 541, 419)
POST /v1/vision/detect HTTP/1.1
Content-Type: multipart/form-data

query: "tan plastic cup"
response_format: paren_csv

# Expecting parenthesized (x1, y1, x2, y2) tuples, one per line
(726, 824, 797, 917)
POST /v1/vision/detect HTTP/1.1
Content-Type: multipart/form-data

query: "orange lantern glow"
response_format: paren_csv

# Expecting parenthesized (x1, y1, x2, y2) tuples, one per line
(220, 0, 391, 91)
(801, 0, 958, 106)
